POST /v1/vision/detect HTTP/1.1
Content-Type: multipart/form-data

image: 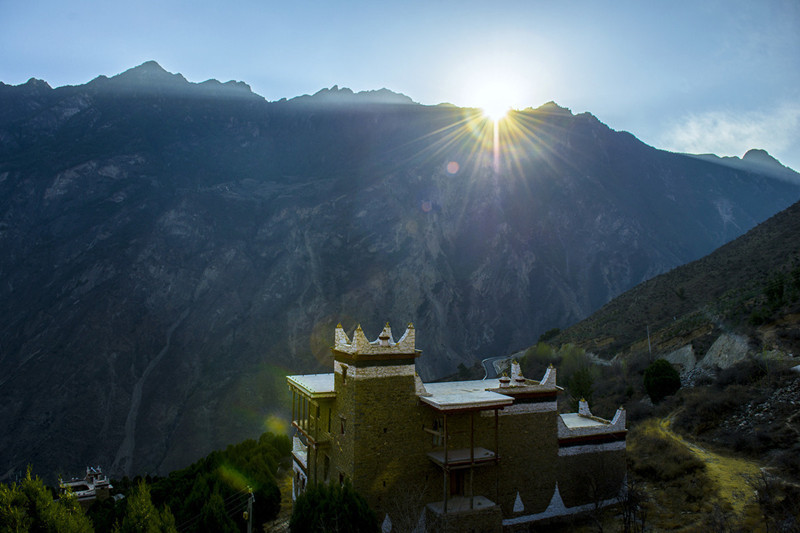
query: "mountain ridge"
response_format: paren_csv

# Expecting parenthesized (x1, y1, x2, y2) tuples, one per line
(554, 198, 800, 360)
(1, 62, 799, 481)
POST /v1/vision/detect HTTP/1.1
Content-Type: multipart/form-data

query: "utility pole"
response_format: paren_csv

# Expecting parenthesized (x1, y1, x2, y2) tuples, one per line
(245, 486, 254, 533)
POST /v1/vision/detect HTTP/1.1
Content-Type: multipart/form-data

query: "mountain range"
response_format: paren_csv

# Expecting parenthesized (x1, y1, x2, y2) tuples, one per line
(1, 61, 799, 480)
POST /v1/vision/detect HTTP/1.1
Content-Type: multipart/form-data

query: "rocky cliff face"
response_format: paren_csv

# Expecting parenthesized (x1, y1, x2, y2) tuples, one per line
(1, 62, 799, 479)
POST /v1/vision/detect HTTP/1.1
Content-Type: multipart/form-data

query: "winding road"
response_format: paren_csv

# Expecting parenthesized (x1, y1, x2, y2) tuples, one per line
(481, 354, 521, 379)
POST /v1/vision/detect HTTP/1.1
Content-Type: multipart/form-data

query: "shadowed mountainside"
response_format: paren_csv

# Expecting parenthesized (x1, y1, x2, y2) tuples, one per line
(554, 199, 800, 360)
(1, 61, 799, 480)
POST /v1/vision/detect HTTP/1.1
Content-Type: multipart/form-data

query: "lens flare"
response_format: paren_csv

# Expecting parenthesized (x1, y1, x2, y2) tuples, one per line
(482, 104, 510, 122)
(218, 464, 251, 491)
(264, 414, 289, 435)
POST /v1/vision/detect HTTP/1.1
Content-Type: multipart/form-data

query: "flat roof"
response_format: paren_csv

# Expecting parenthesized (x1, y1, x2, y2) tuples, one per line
(560, 413, 609, 429)
(287, 373, 336, 398)
(420, 379, 513, 412)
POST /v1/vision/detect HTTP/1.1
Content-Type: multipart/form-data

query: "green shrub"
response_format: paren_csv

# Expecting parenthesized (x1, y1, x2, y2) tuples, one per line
(538, 328, 561, 343)
(643, 359, 680, 404)
(290, 480, 377, 533)
(674, 385, 746, 435)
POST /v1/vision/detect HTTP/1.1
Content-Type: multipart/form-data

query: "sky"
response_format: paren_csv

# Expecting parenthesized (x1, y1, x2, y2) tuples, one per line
(2, 0, 799, 170)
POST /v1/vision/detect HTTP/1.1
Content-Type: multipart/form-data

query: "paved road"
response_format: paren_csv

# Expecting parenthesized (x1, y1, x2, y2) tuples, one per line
(481, 353, 524, 379)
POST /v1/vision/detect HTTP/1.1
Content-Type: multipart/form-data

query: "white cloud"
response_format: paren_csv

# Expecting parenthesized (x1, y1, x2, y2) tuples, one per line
(659, 102, 800, 169)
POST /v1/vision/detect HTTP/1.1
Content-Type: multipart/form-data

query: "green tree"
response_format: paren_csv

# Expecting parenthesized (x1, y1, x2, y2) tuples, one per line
(290, 481, 378, 533)
(643, 359, 681, 404)
(0, 467, 93, 533)
(117, 480, 176, 533)
(148, 432, 289, 531)
(568, 366, 595, 411)
(764, 272, 786, 308)
(520, 342, 555, 378)
(538, 328, 560, 343)
(197, 491, 237, 533)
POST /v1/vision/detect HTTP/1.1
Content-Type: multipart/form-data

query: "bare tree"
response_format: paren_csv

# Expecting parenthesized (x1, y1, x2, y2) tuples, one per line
(618, 476, 647, 533)
(748, 470, 800, 533)
(383, 481, 431, 533)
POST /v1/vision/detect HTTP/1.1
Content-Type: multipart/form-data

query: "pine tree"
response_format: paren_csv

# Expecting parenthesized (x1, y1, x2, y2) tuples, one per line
(0, 467, 94, 533)
(117, 480, 176, 533)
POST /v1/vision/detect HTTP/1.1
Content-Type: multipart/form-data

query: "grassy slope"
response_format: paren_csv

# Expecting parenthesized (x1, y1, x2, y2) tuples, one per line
(527, 200, 800, 531)
(553, 199, 800, 358)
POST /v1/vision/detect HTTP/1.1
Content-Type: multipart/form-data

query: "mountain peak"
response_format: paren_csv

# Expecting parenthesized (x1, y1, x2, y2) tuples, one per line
(86, 61, 258, 100)
(691, 149, 799, 183)
(288, 85, 415, 106)
(743, 148, 779, 166)
(0, 77, 52, 93)
(134, 60, 168, 73)
(111, 60, 188, 86)
(24, 77, 53, 90)
(535, 101, 573, 115)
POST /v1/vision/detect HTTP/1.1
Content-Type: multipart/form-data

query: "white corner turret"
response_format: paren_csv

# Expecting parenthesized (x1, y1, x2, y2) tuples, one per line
(396, 323, 415, 351)
(377, 322, 394, 346)
(511, 360, 525, 385)
(335, 323, 350, 346)
(611, 406, 626, 429)
(415, 372, 431, 397)
(539, 364, 557, 387)
(352, 324, 370, 352)
(333, 322, 419, 357)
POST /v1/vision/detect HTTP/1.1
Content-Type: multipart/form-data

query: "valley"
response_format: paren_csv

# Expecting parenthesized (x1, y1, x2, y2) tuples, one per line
(2, 61, 800, 483)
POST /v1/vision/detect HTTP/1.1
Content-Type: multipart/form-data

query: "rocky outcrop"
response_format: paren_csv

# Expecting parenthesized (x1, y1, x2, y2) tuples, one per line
(665, 345, 697, 378)
(699, 334, 752, 370)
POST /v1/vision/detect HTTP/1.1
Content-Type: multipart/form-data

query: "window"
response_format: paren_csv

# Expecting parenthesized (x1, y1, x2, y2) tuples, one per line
(432, 416, 444, 446)
(342, 365, 348, 384)
(340, 417, 346, 435)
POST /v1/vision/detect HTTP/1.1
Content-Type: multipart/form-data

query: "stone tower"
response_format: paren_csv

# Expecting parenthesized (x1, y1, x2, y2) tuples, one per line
(331, 323, 427, 509)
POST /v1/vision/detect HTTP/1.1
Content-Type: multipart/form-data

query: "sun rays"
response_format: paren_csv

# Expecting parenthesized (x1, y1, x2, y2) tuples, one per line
(407, 106, 565, 181)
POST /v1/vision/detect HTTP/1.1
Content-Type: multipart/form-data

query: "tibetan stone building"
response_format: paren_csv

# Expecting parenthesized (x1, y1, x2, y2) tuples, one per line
(287, 323, 626, 532)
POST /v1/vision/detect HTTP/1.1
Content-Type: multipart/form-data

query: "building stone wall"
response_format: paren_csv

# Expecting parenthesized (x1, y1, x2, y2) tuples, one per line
(287, 324, 627, 531)
(496, 410, 559, 517)
(557, 449, 626, 508)
(425, 503, 504, 533)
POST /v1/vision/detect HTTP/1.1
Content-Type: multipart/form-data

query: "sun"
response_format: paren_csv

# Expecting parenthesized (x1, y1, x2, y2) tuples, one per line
(466, 78, 517, 122)
(481, 102, 511, 122)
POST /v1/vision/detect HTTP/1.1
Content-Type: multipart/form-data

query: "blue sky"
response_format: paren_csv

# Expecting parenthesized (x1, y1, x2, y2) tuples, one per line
(2, 0, 799, 170)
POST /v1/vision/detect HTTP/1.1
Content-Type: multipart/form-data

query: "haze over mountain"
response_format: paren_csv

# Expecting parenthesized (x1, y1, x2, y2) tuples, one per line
(555, 197, 800, 361)
(1, 62, 799, 480)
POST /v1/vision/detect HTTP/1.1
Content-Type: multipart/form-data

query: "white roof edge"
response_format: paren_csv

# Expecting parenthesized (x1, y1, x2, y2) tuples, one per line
(287, 373, 336, 397)
(419, 393, 514, 412)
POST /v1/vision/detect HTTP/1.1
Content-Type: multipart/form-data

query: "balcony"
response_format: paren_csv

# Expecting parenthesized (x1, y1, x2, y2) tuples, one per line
(425, 496, 503, 533)
(292, 436, 308, 472)
(292, 419, 331, 446)
(427, 447, 497, 469)
(427, 495, 498, 514)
